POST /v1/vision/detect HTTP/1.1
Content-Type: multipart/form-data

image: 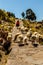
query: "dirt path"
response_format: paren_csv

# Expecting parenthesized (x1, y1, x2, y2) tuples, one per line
(6, 45, 43, 65)
(6, 20, 43, 65)
(12, 20, 23, 41)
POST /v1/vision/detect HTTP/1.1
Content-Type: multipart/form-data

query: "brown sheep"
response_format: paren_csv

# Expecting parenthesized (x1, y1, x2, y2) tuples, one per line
(2, 31, 8, 40)
(3, 40, 12, 55)
(39, 36, 43, 43)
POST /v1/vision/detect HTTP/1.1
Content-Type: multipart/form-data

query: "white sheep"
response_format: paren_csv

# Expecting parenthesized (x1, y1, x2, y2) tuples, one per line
(7, 32, 12, 41)
(31, 32, 40, 46)
(14, 33, 20, 42)
(24, 27, 28, 33)
(23, 36, 28, 45)
(26, 28, 32, 40)
(17, 34, 24, 46)
(20, 26, 25, 34)
(32, 32, 41, 42)
(17, 34, 23, 42)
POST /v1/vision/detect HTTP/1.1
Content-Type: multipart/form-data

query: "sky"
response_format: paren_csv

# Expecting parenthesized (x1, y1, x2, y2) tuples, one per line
(0, 0, 43, 21)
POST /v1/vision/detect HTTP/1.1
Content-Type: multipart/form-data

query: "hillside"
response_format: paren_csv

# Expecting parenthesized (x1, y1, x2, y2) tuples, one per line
(0, 9, 43, 65)
(22, 19, 43, 35)
(0, 9, 43, 34)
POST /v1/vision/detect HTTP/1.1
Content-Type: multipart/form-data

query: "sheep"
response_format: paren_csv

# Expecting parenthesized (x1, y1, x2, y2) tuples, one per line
(32, 32, 38, 35)
(3, 40, 12, 55)
(17, 34, 24, 46)
(21, 27, 28, 34)
(31, 32, 40, 38)
(23, 36, 28, 45)
(31, 32, 40, 47)
(32, 32, 41, 42)
(32, 41, 39, 47)
(8, 26, 12, 31)
(31, 36, 39, 47)
(14, 33, 21, 42)
(0, 38, 3, 45)
(0, 29, 8, 40)
(20, 26, 25, 34)
(26, 28, 32, 41)
(7, 32, 12, 42)
(3, 31, 8, 40)
(17, 27, 21, 31)
(20, 27, 28, 34)
(39, 35, 43, 43)
(21, 26, 24, 30)
(35, 24, 41, 29)
(0, 29, 2, 37)
(31, 32, 38, 42)
(17, 34, 23, 43)
(24, 27, 28, 32)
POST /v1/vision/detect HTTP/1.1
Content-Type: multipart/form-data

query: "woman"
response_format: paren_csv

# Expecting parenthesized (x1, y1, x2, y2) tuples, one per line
(16, 20, 20, 28)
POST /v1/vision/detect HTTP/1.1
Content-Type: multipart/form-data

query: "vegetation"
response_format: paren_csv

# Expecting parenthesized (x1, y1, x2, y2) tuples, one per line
(26, 9, 36, 20)
(21, 12, 25, 19)
(0, 9, 15, 23)
(0, 9, 43, 35)
(21, 9, 36, 20)
(22, 19, 43, 35)
(0, 9, 43, 65)
(0, 9, 15, 32)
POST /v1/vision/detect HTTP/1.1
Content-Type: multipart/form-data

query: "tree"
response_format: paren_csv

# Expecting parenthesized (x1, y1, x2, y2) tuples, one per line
(26, 9, 36, 20)
(10, 12, 15, 17)
(7, 12, 15, 18)
(21, 12, 25, 19)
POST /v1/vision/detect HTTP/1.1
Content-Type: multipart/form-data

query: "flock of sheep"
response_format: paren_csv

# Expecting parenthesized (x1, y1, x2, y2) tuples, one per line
(0, 27, 12, 56)
(0, 23, 43, 57)
(14, 26, 43, 47)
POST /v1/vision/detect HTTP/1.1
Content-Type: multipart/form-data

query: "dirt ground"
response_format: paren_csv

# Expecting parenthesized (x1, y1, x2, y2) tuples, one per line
(0, 42, 43, 65)
(6, 43, 43, 65)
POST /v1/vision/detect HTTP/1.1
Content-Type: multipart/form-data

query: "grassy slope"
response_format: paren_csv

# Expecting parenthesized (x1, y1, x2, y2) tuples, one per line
(22, 19, 43, 35)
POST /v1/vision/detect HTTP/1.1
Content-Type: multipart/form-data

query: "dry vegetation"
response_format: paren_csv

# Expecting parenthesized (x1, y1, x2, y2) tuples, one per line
(23, 19, 43, 35)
